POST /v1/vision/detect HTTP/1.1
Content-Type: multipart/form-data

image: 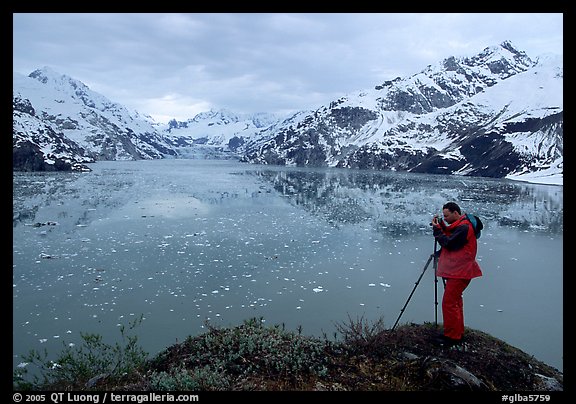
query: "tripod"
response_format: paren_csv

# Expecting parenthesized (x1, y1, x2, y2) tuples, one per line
(392, 240, 439, 331)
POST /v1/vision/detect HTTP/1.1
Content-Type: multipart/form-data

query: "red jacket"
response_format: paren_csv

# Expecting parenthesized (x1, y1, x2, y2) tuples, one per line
(434, 215, 482, 279)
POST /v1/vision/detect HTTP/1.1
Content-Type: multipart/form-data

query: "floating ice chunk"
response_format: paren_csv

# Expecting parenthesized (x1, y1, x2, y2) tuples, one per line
(380, 283, 391, 288)
(368, 283, 375, 287)
(312, 286, 324, 293)
(39, 339, 47, 343)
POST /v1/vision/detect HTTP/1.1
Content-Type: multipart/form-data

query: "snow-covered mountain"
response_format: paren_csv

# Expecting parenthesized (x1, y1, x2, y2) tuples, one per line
(158, 109, 284, 159)
(13, 67, 177, 171)
(13, 41, 563, 184)
(241, 41, 563, 185)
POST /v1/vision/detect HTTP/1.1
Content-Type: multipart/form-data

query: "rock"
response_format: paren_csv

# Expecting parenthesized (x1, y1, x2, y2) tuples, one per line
(423, 357, 489, 390)
(533, 373, 563, 391)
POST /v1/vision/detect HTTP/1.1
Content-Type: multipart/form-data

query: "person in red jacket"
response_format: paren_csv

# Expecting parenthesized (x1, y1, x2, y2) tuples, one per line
(431, 201, 482, 346)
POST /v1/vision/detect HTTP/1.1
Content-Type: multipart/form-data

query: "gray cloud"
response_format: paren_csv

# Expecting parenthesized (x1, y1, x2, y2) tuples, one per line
(13, 13, 563, 123)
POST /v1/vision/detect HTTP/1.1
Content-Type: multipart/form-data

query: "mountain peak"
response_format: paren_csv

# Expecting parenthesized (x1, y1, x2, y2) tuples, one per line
(13, 41, 562, 183)
(29, 66, 59, 81)
(13, 66, 178, 171)
(475, 40, 533, 69)
(28, 66, 96, 104)
(241, 41, 562, 184)
(29, 66, 80, 86)
(499, 39, 521, 54)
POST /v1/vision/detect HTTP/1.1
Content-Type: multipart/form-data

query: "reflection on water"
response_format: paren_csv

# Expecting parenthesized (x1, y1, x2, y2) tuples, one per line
(251, 166, 563, 235)
(14, 163, 563, 236)
(13, 160, 563, 375)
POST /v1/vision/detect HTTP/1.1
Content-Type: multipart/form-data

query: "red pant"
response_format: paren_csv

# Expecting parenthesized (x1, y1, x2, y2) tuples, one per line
(442, 278, 471, 340)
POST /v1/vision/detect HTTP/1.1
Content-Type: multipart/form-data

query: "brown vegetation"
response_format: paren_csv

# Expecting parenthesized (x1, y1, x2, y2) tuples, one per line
(15, 316, 563, 392)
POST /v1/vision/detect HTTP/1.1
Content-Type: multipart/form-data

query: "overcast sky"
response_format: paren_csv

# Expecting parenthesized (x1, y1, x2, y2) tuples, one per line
(13, 13, 563, 124)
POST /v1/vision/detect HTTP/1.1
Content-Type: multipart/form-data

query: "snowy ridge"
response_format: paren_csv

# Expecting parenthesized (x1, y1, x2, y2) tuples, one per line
(241, 41, 562, 185)
(159, 109, 283, 155)
(13, 67, 177, 171)
(13, 41, 562, 184)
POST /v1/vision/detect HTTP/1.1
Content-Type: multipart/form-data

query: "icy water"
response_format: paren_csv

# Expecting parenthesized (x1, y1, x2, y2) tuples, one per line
(13, 159, 563, 374)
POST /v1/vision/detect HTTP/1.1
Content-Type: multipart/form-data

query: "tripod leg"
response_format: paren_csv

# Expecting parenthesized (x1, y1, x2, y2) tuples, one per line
(392, 253, 434, 331)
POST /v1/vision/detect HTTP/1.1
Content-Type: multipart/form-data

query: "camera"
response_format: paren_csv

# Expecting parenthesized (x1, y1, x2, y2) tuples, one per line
(430, 214, 442, 227)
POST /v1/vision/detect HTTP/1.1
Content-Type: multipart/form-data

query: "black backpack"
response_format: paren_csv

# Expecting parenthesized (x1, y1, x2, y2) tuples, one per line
(465, 213, 484, 239)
